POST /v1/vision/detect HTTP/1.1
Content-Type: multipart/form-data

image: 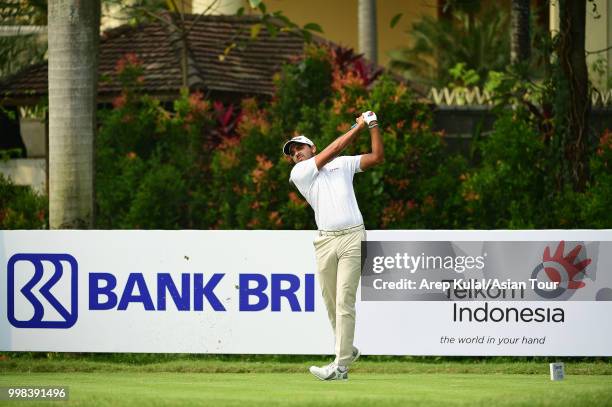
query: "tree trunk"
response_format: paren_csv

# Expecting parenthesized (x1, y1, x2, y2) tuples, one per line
(557, 0, 590, 191)
(48, 0, 100, 228)
(511, 0, 531, 64)
(358, 0, 377, 64)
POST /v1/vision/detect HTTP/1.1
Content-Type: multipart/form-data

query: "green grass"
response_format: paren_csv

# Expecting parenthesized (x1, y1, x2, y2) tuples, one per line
(1, 372, 611, 406)
(1, 356, 612, 406)
(2, 358, 612, 375)
(1, 353, 611, 375)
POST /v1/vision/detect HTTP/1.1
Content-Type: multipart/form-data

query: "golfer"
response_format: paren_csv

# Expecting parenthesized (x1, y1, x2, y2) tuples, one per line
(282, 111, 383, 381)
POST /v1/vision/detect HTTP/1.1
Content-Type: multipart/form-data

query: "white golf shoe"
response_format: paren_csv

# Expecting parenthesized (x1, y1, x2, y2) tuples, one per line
(309, 362, 348, 381)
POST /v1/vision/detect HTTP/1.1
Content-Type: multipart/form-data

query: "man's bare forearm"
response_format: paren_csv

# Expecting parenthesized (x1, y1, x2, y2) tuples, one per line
(369, 125, 384, 161)
(314, 120, 365, 170)
(359, 123, 384, 169)
(327, 125, 362, 155)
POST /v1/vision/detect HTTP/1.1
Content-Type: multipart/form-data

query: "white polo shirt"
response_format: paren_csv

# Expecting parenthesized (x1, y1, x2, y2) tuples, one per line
(290, 155, 364, 231)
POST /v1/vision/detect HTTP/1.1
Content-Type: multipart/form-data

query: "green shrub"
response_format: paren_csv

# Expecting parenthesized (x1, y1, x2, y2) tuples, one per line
(97, 45, 469, 230)
(95, 46, 611, 230)
(461, 109, 548, 228)
(96, 53, 215, 229)
(271, 45, 333, 133)
(207, 45, 467, 230)
(460, 107, 611, 229)
(0, 174, 47, 229)
(124, 163, 188, 228)
(580, 130, 612, 228)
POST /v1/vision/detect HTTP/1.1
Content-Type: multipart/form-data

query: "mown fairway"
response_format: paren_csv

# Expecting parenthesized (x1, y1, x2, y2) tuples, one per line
(1, 368, 611, 406)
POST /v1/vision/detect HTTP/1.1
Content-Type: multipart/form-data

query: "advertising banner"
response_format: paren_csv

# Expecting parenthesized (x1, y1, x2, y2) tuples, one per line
(1, 230, 611, 355)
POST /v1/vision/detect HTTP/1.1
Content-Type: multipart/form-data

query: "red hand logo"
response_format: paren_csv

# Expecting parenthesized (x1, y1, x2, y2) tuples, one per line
(543, 241, 591, 289)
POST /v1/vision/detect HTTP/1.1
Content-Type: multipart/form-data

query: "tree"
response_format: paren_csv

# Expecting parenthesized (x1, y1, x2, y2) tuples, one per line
(0, 1, 47, 79)
(389, 5, 509, 86)
(358, 0, 377, 64)
(554, 0, 590, 192)
(48, 0, 101, 228)
(510, 0, 530, 64)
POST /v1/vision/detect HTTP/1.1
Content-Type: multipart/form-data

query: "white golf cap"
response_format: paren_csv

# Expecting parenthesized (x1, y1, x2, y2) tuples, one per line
(282, 135, 315, 156)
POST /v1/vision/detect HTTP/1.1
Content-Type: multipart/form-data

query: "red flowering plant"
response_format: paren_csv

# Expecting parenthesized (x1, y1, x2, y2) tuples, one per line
(206, 43, 467, 230)
(351, 75, 467, 229)
(0, 173, 47, 229)
(207, 101, 243, 148)
(209, 96, 306, 229)
(595, 129, 612, 165)
(95, 43, 473, 230)
(330, 45, 382, 87)
(307, 46, 467, 229)
(96, 53, 216, 228)
(112, 53, 145, 109)
(94, 46, 611, 229)
(579, 129, 612, 227)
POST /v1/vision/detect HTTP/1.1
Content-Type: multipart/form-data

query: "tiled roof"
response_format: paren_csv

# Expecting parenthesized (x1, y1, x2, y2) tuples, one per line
(0, 14, 309, 103)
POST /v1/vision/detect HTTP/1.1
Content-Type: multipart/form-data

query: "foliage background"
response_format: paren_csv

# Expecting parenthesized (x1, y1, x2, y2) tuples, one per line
(3, 44, 611, 230)
(93, 45, 611, 230)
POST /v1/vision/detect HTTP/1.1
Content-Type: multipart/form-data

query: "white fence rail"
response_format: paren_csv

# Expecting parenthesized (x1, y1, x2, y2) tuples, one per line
(428, 87, 612, 107)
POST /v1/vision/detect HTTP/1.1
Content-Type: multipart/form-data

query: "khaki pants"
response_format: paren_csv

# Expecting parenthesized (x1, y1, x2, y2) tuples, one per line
(313, 225, 365, 366)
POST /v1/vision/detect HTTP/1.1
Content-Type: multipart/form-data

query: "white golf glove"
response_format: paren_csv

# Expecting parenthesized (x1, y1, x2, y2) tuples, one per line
(362, 111, 378, 128)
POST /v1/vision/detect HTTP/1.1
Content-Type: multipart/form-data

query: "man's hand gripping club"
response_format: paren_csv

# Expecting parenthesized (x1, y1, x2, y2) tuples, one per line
(314, 111, 384, 171)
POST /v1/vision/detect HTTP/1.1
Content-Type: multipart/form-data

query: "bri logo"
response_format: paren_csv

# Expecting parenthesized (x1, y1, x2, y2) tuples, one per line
(7, 253, 315, 329)
(7, 253, 78, 329)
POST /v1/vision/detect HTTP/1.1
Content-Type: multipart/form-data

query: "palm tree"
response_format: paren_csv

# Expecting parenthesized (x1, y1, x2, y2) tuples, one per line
(358, 0, 377, 64)
(389, 6, 509, 87)
(48, 0, 100, 228)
